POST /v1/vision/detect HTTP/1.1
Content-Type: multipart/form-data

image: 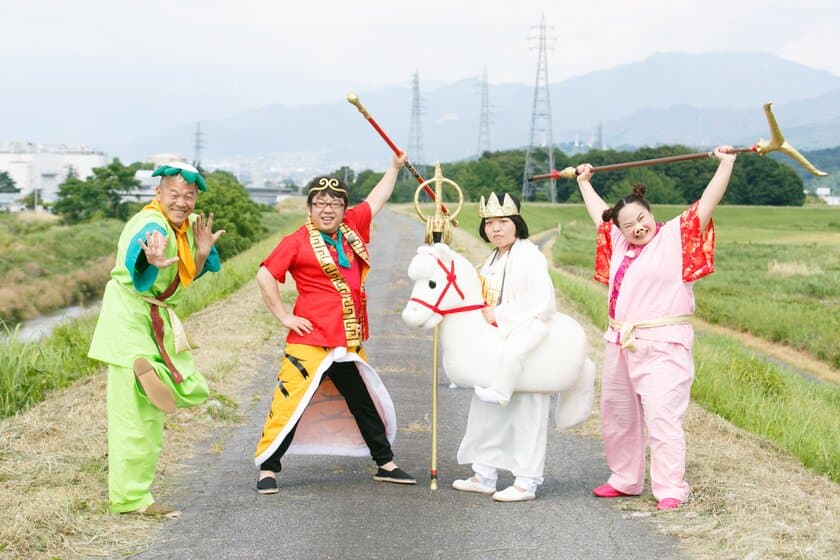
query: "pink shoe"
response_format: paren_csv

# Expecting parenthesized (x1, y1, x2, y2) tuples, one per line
(656, 498, 682, 510)
(592, 483, 637, 498)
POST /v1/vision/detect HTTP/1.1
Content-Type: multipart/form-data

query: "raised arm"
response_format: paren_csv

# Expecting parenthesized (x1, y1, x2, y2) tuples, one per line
(575, 163, 610, 227)
(192, 212, 225, 273)
(365, 152, 408, 217)
(697, 146, 736, 230)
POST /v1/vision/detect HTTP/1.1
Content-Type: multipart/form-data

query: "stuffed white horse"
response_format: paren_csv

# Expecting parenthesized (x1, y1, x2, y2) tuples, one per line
(401, 243, 596, 429)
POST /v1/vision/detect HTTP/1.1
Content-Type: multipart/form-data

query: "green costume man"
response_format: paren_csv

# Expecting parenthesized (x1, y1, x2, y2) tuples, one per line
(89, 161, 225, 517)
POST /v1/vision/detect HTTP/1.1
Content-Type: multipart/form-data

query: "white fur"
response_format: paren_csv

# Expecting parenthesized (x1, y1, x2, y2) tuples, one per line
(402, 243, 595, 429)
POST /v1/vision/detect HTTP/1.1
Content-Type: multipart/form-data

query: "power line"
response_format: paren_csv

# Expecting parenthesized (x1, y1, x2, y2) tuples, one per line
(406, 71, 426, 178)
(193, 122, 205, 168)
(477, 67, 491, 158)
(521, 13, 557, 202)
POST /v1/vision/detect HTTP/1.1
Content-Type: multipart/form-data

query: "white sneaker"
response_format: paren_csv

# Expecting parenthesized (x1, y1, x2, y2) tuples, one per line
(492, 485, 536, 502)
(452, 477, 496, 495)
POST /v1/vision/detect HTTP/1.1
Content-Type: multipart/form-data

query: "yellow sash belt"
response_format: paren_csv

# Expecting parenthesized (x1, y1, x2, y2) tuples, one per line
(609, 314, 693, 351)
(118, 281, 197, 354)
(138, 293, 198, 354)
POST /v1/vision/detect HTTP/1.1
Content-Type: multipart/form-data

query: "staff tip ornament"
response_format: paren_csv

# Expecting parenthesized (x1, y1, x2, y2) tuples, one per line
(755, 102, 826, 177)
(347, 93, 370, 119)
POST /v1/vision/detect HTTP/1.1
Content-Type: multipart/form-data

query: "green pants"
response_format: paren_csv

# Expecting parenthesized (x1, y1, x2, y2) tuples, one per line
(107, 361, 209, 513)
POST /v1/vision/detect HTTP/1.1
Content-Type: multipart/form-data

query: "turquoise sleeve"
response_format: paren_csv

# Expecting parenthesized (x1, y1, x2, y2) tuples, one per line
(198, 245, 221, 278)
(126, 223, 168, 291)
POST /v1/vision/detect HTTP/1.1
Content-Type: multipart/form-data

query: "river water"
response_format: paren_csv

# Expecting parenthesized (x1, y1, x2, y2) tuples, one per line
(4, 304, 100, 343)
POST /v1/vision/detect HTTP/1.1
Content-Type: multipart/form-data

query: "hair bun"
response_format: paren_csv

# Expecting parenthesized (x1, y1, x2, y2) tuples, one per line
(631, 183, 647, 197)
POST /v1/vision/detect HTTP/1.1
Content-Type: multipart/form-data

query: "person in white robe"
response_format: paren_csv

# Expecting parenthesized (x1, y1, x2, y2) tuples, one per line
(453, 192, 556, 502)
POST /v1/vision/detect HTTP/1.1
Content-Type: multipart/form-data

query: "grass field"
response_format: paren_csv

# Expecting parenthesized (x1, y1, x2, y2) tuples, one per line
(457, 202, 840, 369)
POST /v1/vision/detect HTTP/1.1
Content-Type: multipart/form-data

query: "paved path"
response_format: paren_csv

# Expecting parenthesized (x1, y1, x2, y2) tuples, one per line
(134, 209, 684, 560)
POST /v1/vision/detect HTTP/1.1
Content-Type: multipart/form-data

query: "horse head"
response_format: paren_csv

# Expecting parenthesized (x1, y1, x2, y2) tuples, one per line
(401, 243, 484, 329)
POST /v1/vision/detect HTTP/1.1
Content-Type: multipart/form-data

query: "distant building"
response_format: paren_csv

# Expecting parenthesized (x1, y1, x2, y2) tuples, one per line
(814, 186, 840, 206)
(146, 153, 188, 168)
(0, 142, 107, 206)
(0, 192, 25, 213)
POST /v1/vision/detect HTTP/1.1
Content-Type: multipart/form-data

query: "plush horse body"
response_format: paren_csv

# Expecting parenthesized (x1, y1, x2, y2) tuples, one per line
(401, 243, 595, 429)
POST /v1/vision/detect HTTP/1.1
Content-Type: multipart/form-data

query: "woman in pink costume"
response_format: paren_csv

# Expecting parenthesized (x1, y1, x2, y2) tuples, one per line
(575, 146, 736, 510)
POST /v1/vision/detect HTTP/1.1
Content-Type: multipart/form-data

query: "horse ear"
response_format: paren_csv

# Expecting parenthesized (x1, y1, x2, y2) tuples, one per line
(431, 242, 452, 260)
(408, 248, 435, 279)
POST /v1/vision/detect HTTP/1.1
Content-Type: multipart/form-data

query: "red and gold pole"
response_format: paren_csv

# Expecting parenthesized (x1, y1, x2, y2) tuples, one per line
(347, 93, 455, 219)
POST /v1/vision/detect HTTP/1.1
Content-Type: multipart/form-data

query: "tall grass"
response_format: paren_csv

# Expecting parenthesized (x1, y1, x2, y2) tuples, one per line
(0, 209, 304, 418)
(0, 217, 124, 278)
(0, 219, 125, 322)
(692, 334, 839, 481)
(526, 203, 840, 369)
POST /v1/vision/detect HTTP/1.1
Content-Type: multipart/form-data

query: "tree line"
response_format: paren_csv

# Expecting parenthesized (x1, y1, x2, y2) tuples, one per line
(49, 159, 267, 260)
(337, 145, 806, 206)
(4, 142, 810, 252)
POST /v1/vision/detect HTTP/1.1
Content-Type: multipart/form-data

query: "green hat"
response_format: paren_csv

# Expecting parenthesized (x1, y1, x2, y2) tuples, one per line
(152, 161, 207, 191)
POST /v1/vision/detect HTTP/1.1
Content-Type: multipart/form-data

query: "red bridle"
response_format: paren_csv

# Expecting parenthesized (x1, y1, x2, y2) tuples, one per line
(409, 256, 486, 316)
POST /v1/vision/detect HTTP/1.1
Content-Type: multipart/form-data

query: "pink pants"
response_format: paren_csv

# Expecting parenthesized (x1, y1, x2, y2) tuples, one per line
(600, 339, 694, 501)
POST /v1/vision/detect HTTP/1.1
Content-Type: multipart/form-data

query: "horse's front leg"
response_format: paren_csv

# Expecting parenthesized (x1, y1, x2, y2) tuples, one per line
(474, 321, 548, 405)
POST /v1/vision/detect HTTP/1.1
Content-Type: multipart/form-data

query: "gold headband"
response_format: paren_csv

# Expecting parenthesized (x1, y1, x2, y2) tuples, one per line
(309, 177, 347, 194)
(478, 192, 519, 218)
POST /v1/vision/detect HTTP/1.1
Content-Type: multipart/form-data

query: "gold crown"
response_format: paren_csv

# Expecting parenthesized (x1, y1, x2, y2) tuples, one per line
(309, 177, 348, 194)
(478, 192, 519, 218)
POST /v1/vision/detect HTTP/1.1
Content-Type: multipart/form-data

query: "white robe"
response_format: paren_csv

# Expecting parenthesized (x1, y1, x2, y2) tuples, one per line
(456, 238, 554, 479)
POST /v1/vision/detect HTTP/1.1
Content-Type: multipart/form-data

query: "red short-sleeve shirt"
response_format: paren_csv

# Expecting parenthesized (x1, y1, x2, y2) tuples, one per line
(261, 202, 372, 347)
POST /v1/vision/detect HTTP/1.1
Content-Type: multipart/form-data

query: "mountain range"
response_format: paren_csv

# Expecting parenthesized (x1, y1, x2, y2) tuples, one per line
(3, 52, 840, 171)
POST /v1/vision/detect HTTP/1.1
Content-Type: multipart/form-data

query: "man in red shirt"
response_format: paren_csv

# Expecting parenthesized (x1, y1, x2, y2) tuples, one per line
(254, 153, 415, 493)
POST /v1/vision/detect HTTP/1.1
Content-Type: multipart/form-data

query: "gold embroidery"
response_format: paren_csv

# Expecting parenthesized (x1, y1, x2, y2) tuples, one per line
(307, 221, 370, 346)
(479, 249, 509, 305)
(310, 177, 347, 194)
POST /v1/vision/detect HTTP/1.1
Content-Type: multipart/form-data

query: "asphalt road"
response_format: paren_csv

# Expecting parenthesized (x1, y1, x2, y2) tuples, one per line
(133, 209, 684, 560)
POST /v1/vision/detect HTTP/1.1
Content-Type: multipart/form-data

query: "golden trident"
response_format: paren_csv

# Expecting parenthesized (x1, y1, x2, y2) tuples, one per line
(529, 102, 827, 181)
(413, 161, 464, 244)
(413, 162, 463, 490)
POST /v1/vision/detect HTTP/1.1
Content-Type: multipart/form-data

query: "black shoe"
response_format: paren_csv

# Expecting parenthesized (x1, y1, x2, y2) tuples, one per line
(373, 467, 416, 485)
(257, 475, 279, 494)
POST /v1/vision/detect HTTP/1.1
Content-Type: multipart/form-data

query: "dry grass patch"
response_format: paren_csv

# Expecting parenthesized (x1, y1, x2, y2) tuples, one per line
(0, 279, 286, 559)
(401, 416, 432, 433)
(767, 260, 822, 278)
(657, 406, 839, 559)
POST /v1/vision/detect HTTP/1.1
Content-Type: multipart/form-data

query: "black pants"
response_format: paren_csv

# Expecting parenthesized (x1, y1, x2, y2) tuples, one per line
(260, 360, 393, 472)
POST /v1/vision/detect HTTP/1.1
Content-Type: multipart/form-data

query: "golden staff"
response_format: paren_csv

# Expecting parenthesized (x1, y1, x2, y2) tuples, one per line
(528, 102, 827, 181)
(413, 162, 464, 489)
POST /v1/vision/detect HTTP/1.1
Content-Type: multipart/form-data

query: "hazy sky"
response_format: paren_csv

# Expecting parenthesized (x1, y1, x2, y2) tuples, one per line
(4, 0, 838, 105)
